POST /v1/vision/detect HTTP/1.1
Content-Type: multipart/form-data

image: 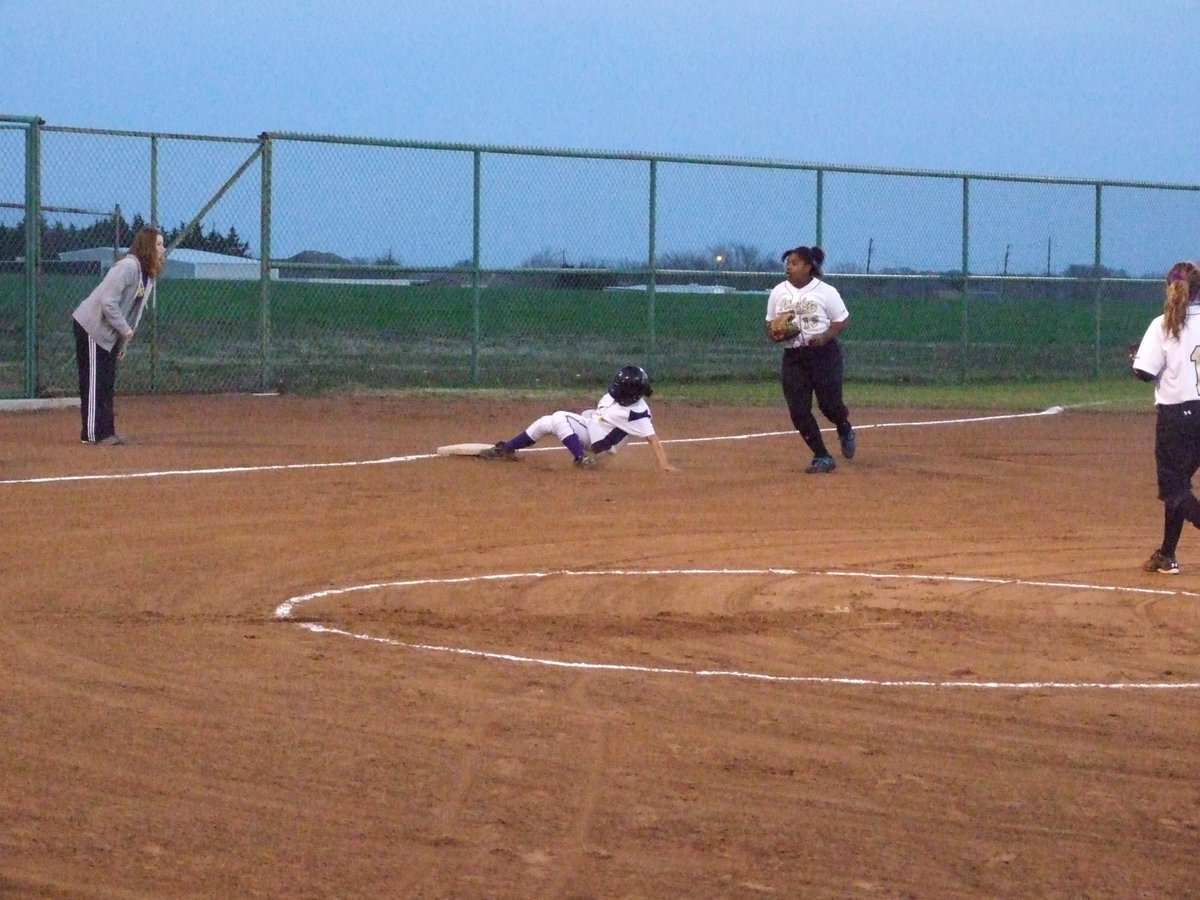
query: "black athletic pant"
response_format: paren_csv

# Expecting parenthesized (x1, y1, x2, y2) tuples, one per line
(1154, 401, 1200, 554)
(781, 341, 851, 459)
(74, 320, 119, 443)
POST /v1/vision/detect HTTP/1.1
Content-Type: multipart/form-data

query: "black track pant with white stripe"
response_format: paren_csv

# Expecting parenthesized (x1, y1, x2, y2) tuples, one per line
(74, 320, 119, 443)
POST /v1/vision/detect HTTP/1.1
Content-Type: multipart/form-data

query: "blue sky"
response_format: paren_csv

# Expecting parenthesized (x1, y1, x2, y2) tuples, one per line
(4, 0, 1198, 184)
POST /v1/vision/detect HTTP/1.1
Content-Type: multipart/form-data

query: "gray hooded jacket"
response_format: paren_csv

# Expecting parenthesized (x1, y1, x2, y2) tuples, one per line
(72, 255, 154, 352)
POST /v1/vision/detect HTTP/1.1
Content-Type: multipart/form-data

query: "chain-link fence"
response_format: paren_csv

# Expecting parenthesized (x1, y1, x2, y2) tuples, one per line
(3, 114, 1199, 398)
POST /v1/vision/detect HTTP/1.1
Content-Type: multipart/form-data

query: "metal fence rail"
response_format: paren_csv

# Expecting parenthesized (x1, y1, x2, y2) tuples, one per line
(3, 114, 1197, 398)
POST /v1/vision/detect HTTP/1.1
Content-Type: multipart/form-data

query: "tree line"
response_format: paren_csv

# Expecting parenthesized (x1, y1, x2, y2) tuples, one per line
(0, 213, 251, 261)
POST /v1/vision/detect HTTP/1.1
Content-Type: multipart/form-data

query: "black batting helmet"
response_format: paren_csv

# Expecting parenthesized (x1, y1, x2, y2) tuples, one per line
(609, 365, 653, 405)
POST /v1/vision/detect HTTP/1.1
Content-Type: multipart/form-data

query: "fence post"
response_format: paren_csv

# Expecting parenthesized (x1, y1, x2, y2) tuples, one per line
(150, 135, 158, 227)
(1093, 182, 1103, 377)
(23, 118, 41, 398)
(647, 158, 657, 358)
(815, 168, 823, 247)
(960, 176, 970, 379)
(149, 135, 158, 389)
(471, 150, 482, 385)
(259, 134, 273, 392)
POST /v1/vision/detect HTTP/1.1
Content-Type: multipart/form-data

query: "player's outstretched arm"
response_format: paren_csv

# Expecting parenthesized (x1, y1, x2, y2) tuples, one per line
(647, 434, 678, 472)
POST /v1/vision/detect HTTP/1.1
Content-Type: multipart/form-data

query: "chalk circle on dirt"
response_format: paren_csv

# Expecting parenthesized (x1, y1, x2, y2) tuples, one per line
(272, 567, 1200, 691)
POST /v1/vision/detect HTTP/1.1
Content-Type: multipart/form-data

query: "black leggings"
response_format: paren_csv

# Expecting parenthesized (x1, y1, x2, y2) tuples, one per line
(781, 342, 850, 458)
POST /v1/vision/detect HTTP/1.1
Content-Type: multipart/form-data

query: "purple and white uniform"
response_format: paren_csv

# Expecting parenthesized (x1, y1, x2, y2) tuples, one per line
(525, 391, 656, 455)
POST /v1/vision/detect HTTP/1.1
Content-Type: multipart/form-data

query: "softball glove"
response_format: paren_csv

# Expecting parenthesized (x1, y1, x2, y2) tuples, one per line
(768, 311, 801, 343)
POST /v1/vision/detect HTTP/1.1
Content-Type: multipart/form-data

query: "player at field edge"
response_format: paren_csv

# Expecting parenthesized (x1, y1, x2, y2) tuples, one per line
(478, 365, 678, 471)
(71, 226, 164, 445)
(765, 245, 855, 474)
(1131, 261, 1200, 574)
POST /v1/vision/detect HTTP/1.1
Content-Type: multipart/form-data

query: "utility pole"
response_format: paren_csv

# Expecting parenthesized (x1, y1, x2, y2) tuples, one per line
(866, 238, 874, 274)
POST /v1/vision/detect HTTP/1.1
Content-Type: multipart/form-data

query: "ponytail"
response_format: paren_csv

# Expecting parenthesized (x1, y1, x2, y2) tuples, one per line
(1163, 262, 1200, 341)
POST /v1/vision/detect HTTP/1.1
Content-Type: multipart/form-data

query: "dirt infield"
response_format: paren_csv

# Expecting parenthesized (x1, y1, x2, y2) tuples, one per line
(3, 393, 1199, 898)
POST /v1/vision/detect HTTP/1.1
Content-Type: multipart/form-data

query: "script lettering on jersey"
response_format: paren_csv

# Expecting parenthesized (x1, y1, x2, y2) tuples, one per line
(796, 296, 822, 334)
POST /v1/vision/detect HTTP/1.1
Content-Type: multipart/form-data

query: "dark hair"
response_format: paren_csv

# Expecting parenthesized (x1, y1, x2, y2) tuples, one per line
(780, 245, 825, 277)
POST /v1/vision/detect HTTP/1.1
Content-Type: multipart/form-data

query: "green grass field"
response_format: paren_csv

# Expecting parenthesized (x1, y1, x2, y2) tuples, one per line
(0, 273, 1163, 397)
(669, 374, 1151, 411)
(397, 374, 1153, 413)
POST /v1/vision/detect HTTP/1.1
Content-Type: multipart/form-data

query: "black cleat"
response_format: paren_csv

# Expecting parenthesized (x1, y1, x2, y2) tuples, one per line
(479, 442, 517, 461)
(839, 429, 856, 459)
(1143, 549, 1179, 574)
(805, 455, 837, 474)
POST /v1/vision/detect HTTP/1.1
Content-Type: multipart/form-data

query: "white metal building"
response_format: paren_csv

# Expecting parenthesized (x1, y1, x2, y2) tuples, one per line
(58, 247, 264, 280)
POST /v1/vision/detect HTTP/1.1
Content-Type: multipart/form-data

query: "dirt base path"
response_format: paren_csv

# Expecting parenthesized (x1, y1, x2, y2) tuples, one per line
(3, 394, 1198, 898)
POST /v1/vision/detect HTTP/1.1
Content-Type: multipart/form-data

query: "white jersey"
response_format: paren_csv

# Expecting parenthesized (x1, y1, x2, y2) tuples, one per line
(1133, 305, 1200, 404)
(526, 392, 656, 456)
(581, 392, 655, 448)
(765, 277, 849, 348)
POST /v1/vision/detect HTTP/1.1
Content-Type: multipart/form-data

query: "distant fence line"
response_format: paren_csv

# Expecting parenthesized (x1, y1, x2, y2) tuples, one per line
(2, 113, 1199, 398)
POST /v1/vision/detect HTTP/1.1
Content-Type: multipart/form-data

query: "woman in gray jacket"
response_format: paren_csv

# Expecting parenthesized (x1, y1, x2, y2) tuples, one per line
(72, 227, 164, 444)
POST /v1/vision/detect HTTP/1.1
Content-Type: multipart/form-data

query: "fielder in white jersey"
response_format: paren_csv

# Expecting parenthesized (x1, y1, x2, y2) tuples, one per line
(1131, 261, 1200, 574)
(479, 365, 678, 471)
(765, 245, 855, 473)
(766, 271, 849, 350)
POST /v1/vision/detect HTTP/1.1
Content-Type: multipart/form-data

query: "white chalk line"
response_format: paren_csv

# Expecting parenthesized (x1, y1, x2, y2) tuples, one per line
(665, 405, 1066, 446)
(0, 406, 1065, 486)
(274, 567, 1200, 691)
(0, 454, 434, 485)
